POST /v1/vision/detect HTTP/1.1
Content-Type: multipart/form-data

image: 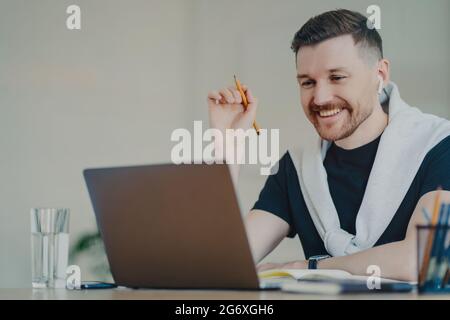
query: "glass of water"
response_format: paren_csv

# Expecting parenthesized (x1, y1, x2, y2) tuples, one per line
(31, 208, 70, 288)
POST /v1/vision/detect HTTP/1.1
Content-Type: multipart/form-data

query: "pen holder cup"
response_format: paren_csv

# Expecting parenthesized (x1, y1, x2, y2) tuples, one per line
(416, 225, 450, 293)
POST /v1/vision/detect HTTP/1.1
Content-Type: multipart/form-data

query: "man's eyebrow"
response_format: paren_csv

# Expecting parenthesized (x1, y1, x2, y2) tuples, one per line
(297, 68, 350, 79)
(328, 67, 350, 73)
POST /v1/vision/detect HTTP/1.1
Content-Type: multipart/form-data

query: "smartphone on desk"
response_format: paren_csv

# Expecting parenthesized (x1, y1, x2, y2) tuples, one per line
(80, 281, 118, 289)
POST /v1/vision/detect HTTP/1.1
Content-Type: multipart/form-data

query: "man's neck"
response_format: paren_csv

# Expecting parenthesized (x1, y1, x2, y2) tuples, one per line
(335, 103, 388, 150)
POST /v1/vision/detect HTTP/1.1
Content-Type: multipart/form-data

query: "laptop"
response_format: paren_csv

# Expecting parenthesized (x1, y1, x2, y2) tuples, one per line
(83, 163, 278, 290)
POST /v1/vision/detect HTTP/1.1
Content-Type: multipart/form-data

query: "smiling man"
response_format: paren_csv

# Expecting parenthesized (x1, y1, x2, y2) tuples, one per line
(207, 9, 450, 281)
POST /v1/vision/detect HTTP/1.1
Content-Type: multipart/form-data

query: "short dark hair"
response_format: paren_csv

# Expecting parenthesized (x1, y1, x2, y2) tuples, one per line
(291, 9, 383, 62)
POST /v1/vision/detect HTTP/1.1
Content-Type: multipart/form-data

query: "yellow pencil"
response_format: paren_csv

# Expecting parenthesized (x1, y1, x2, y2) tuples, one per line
(234, 75, 261, 135)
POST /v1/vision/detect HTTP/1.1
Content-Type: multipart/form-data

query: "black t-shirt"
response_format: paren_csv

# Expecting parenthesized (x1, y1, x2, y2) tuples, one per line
(252, 135, 450, 259)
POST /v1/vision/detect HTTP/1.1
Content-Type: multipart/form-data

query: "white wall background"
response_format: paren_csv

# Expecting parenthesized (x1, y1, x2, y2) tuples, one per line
(1, 0, 449, 288)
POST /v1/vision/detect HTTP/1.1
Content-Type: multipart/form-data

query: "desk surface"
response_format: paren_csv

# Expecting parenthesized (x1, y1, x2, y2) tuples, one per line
(1, 288, 449, 300)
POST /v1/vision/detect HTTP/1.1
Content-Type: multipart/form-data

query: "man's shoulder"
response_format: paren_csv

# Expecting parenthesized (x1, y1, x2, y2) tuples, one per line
(414, 135, 450, 196)
(425, 135, 450, 158)
(267, 151, 298, 177)
(421, 135, 450, 170)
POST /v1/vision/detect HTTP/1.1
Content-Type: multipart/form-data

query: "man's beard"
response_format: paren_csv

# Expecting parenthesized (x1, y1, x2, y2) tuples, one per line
(309, 101, 373, 142)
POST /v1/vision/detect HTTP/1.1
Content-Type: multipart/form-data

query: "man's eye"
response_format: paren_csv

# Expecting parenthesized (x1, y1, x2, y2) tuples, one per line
(331, 75, 346, 81)
(301, 80, 314, 88)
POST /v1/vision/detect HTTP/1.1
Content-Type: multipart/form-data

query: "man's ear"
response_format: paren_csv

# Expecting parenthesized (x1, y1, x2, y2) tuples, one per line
(377, 59, 390, 86)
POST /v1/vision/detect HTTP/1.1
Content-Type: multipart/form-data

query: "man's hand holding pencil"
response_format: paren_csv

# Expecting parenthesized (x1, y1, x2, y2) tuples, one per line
(207, 80, 259, 135)
(207, 78, 259, 183)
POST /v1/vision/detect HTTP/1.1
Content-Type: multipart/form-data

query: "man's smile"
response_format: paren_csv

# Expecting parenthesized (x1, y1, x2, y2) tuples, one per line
(314, 108, 349, 127)
(318, 107, 342, 118)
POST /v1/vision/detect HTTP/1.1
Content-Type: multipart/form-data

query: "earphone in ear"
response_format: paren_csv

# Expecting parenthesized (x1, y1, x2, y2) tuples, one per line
(377, 76, 384, 95)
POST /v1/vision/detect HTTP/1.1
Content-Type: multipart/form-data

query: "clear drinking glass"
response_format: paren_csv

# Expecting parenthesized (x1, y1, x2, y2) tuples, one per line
(31, 208, 70, 288)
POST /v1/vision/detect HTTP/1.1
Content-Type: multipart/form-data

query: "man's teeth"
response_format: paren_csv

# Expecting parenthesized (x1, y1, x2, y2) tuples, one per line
(319, 108, 342, 117)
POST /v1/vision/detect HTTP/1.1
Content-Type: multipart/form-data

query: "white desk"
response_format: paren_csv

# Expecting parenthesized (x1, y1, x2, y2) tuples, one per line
(1, 288, 449, 300)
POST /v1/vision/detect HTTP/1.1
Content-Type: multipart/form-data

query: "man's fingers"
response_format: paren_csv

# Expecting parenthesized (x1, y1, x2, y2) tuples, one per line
(207, 91, 221, 103)
(240, 85, 256, 106)
(245, 88, 257, 105)
(219, 88, 235, 104)
(209, 86, 256, 115)
(228, 87, 242, 104)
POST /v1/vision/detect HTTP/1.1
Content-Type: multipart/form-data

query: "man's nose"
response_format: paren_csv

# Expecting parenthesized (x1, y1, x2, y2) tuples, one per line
(313, 84, 334, 106)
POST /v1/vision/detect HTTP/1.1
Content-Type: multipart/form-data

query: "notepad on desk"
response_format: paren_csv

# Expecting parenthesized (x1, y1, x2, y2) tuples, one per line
(258, 269, 414, 294)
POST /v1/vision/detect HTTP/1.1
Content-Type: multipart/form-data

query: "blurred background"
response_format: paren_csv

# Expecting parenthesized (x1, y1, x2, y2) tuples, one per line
(1, 0, 449, 288)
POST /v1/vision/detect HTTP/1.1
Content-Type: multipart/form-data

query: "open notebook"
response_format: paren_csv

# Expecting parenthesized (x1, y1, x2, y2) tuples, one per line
(258, 269, 415, 294)
(259, 268, 403, 283)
